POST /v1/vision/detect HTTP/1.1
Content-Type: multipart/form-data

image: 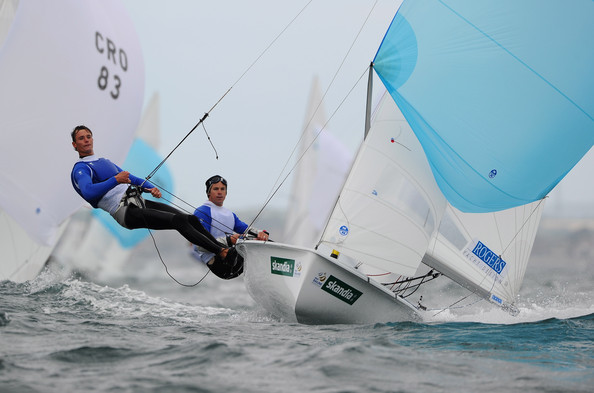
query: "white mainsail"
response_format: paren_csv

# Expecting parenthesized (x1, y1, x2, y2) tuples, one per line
(320, 92, 447, 277)
(0, 0, 144, 282)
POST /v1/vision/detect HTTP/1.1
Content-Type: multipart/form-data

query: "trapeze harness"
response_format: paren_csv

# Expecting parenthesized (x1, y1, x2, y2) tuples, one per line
(70, 156, 150, 227)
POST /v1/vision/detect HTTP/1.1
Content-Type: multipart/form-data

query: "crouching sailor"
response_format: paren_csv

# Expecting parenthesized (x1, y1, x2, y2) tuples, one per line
(70, 125, 238, 278)
(191, 175, 270, 279)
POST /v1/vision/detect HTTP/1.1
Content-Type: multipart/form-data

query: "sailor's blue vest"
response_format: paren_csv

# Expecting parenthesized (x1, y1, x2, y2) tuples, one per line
(71, 158, 120, 208)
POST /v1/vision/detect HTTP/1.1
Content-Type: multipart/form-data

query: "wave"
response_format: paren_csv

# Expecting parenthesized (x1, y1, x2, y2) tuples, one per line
(2, 270, 239, 325)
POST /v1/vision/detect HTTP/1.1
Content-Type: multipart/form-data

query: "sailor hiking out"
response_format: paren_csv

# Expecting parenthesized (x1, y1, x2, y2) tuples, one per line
(69, 125, 239, 279)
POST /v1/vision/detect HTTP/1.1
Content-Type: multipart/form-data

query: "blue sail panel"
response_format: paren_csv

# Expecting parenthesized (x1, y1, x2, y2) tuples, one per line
(93, 139, 175, 249)
(374, 0, 594, 212)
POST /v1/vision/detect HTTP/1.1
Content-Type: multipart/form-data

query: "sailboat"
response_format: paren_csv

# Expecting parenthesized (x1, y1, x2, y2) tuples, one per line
(238, 1, 594, 324)
(0, 0, 144, 282)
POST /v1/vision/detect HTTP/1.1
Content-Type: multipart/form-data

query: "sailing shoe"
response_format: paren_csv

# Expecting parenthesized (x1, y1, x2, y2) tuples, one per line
(208, 247, 244, 280)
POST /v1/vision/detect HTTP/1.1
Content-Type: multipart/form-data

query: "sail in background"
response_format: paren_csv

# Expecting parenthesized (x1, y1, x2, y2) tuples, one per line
(0, 0, 144, 282)
(374, 0, 594, 213)
(282, 77, 352, 247)
(0, 0, 144, 246)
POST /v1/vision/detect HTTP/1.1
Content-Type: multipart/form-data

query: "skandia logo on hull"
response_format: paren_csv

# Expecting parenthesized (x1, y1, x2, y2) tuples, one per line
(270, 257, 295, 277)
(321, 275, 362, 305)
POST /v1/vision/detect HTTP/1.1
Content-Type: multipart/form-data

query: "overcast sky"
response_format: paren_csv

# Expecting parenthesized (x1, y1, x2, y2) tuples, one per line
(122, 0, 593, 218)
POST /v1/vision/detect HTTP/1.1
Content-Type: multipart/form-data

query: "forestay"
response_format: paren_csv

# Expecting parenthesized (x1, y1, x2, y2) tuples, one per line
(374, 0, 594, 213)
(320, 93, 446, 277)
(0, 0, 144, 245)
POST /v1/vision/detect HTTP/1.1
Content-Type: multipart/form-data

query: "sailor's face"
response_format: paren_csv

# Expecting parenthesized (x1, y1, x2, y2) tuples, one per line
(72, 129, 94, 157)
(208, 182, 227, 206)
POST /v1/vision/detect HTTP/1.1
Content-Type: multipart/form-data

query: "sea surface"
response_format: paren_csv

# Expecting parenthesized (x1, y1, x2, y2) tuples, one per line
(1, 224, 593, 393)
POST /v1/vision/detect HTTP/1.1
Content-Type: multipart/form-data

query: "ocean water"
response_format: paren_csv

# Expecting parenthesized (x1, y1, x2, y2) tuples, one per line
(1, 228, 593, 393)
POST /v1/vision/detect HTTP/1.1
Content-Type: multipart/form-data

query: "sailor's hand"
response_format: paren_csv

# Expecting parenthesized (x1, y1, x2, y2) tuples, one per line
(149, 187, 162, 198)
(257, 230, 269, 241)
(115, 171, 130, 183)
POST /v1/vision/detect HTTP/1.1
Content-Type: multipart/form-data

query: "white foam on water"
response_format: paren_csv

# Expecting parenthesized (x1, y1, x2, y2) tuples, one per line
(35, 276, 238, 324)
(427, 292, 594, 325)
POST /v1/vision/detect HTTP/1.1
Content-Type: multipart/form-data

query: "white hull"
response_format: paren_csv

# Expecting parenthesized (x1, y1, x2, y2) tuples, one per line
(238, 241, 422, 324)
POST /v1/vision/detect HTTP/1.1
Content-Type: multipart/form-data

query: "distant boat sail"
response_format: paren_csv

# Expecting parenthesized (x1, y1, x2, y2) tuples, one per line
(374, 0, 594, 213)
(0, 0, 144, 282)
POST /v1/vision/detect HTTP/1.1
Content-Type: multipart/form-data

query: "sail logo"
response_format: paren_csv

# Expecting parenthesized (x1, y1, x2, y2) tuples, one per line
(489, 169, 497, 178)
(339, 225, 349, 236)
(270, 257, 295, 277)
(490, 294, 503, 304)
(312, 272, 327, 287)
(321, 275, 362, 305)
(470, 241, 507, 275)
(95, 32, 129, 100)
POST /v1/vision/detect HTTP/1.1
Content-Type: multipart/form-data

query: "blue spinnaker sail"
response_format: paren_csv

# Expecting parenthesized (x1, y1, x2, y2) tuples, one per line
(374, 0, 594, 212)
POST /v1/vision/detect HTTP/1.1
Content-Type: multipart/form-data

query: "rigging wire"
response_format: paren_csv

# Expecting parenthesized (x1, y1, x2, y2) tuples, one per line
(144, 0, 315, 183)
(264, 0, 380, 204)
(137, 2, 316, 286)
(245, 66, 370, 231)
(139, 183, 235, 287)
(247, 1, 380, 230)
(147, 227, 211, 287)
(147, 179, 242, 237)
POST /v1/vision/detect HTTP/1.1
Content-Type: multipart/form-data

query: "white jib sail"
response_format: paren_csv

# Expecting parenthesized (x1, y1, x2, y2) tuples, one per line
(320, 92, 447, 277)
(425, 200, 545, 307)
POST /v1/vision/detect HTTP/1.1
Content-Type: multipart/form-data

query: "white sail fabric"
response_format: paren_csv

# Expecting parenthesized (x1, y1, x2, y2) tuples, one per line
(283, 77, 353, 247)
(0, 0, 18, 48)
(425, 200, 545, 308)
(0, 0, 144, 246)
(321, 93, 446, 277)
(0, 209, 67, 282)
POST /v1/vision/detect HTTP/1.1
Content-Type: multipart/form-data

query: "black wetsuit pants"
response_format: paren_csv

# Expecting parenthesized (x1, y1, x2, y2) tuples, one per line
(123, 200, 223, 255)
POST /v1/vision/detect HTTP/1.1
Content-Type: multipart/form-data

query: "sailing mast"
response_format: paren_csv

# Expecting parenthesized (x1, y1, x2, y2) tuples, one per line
(364, 62, 374, 139)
